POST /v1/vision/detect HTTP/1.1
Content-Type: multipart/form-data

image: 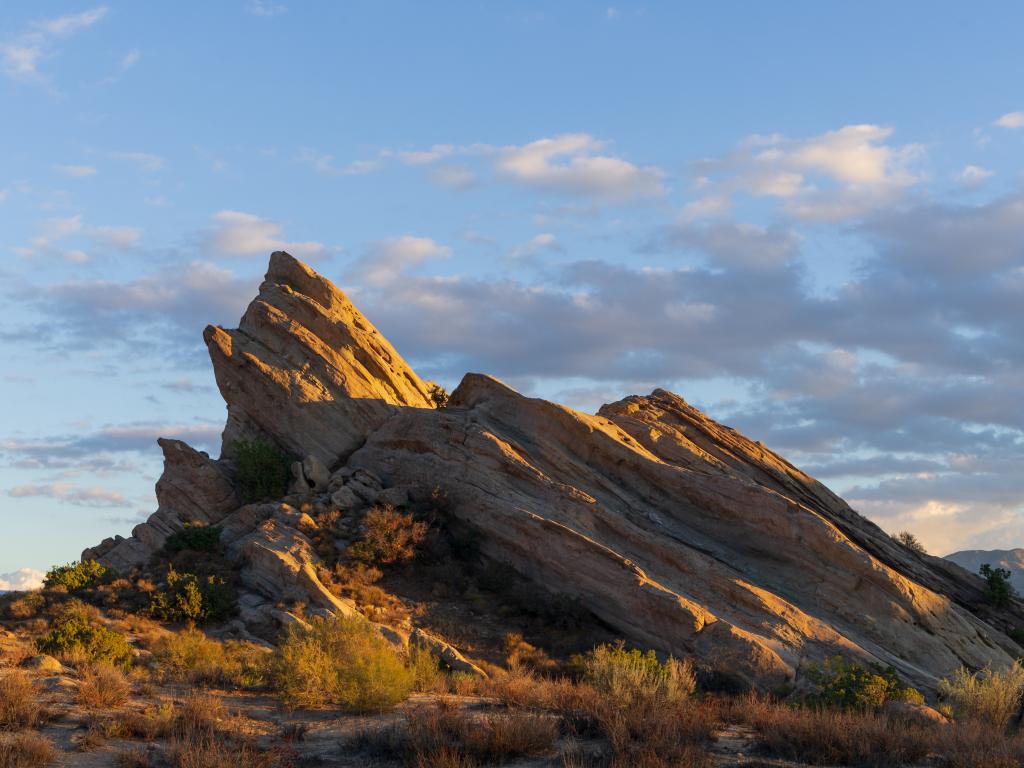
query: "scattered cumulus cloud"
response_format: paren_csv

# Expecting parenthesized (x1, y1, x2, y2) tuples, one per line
(348, 236, 451, 286)
(993, 111, 1024, 129)
(206, 210, 326, 259)
(0, 568, 44, 592)
(955, 164, 994, 187)
(248, 1, 288, 16)
(688, 124, 924, 221)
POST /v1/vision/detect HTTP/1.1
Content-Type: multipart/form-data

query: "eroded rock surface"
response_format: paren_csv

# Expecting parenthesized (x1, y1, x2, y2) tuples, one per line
(84, 252, 1024, 691)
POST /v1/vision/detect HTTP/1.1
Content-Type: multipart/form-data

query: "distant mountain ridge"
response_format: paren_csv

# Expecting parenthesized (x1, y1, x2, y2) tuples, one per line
(945, 549, 1024, 592)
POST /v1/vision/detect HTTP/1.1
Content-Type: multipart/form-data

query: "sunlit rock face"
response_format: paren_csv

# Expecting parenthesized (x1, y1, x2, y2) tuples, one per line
(85, 251, 1024, 691)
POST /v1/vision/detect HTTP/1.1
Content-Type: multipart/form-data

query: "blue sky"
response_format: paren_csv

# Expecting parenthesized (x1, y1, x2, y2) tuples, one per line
(2, 1, 1023, 588)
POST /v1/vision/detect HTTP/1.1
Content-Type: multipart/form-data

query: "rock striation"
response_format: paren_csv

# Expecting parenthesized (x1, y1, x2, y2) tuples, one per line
(85, 251, 1024, 691)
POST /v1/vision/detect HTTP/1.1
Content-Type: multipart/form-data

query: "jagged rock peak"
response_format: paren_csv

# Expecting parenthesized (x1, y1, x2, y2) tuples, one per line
(203, 250, 435, 465)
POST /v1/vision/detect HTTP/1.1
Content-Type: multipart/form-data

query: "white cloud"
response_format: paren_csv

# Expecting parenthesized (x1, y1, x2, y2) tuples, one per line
(510, 232, 562, 259)
(429, 165, 476, 190)
(399, 145, 455, 165)
(120, 48, 141, 71)
(248, 1, 288, 16)
(0, 6, 108, 82)
(53, 163, 97, 178)
(349, 236, 451, 286)
(207, 210, 326, 259)
(993, 111, 1024, 129)
(0, 568, 44, 592)
(109, 151, 165, 172)
(606, 7, 620, 19)
(9, 482, 131, 508)
(955, 164, 993, 187)
(689, 124, 924, 221)
(90, 225, 142, 250)
(297, 149, 380, 176)
(495, 134, 666, 201)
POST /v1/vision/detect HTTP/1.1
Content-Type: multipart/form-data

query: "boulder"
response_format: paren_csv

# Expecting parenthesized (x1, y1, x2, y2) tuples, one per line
(302, 455, 330, 491)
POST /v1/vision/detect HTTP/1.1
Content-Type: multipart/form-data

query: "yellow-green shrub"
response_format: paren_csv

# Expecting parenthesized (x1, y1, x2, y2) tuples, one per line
(152, 627, 267, 687)
(271, 615, 413, 711)
(36, 603, 132, 668)
(577, 641, 696, 705)
(939, 663, 1024, 727)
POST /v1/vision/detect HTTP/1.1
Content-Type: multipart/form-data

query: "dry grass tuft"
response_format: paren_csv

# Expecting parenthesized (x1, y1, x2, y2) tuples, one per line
(0, 671, 41, 731)
(78, 662, 131, 708)
(0, 731, 56, 768)
(151, 627, 268, 688)
(939, 663, 1024, 728)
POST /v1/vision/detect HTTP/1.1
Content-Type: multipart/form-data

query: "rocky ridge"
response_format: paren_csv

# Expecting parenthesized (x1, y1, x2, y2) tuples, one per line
(85, 251, 1024, 692)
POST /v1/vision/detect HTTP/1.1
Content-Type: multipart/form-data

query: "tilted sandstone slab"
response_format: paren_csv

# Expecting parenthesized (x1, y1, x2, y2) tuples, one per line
(83, 252, 1024, 691)
(203, 250, 435, 466)
(349, 373, 1018, 690)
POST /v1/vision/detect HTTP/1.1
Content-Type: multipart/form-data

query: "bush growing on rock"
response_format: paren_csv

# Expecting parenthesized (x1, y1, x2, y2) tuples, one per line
(804, 655, 923, 711)
(36, 602, 133, 668)
(271, 615, 414, 711)
(233, 439, 291, 502)
(348, 505, 428, 567)
(148, 568, 236, 624)
(44, 559, 110, 591)
(895, 531, 927, 555)
(164, 524, 223, 554)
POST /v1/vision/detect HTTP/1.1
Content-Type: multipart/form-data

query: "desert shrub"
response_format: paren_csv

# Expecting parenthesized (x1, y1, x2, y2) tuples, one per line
(352, 700, 559, 766)
(78, 662, 130, 708)
(895, 531, 927, 555)
(751, 704, 932, 767)
(152, 627, 267, 687)
(934, 719, 1024, 768)
(44, 559, 109, 591)
(149, 568, 236, 625)
(271, 615, 413, 711)
(164, 525, 223, 554)
(577, 641, 696, 705)
(428, 384, 449, 409)
(408, 644, 444, 693)
(1, 592, 44, 620)
(115, 701, 179, 740)
(981, 564, 1016, 608)
(0, 671, 41, 730)
(36, 603, 132, 668)
(0, 732, 56, 768)
(348, 505, 428, 567)
(233, 439, 290, 503)
(939, 663, 1024, 728)
(804, 655, 923, 710)
(503, 633, 556, 673)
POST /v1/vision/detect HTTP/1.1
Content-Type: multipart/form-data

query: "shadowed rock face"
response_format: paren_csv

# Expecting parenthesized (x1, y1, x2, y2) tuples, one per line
(85, 251, 1024, 691)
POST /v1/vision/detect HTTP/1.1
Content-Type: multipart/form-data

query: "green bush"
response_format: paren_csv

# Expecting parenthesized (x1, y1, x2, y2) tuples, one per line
(164, 524, 223, 554)
(233, 439, 290, 503)
(576, 641, 696, 705)
(152, 627, 268, 688)
(805, 656, 923, 711)
(428, 383, 449, 408)
(895, 531, 927, 555)
(44, 560, 110, 591)
(149, 568, 236, 625)
(271, 615, 414, 711)
(36, 603, 132, 668)
(980, 564, 1016, 608)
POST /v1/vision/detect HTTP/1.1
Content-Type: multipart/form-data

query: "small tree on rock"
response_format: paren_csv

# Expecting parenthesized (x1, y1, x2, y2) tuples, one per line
(895, 531, 927, 556)
(980, 563, 1016, 608)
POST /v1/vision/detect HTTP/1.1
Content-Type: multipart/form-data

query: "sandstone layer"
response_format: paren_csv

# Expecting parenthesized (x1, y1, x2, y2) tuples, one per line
(86, 251, 1024, 691)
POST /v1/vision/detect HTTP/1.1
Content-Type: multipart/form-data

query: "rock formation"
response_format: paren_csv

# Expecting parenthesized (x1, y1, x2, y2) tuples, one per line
(947, 549, 1024, 592)
(85, 251, 1024, 692)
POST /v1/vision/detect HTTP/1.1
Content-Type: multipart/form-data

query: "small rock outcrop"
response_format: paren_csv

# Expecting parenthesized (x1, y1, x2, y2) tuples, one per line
(84, 251, 1024, 692)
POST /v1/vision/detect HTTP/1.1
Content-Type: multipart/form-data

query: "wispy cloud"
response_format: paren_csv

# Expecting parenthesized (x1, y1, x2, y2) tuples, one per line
(108, 151, 165, 172)
(955, 164, 993, 187)
(8, 482, 132, 508)
(348, 236, 451, 286)
(247, 1, 288, 17)
(0, 6, 108, 83)
(52, 163, 97, 178)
